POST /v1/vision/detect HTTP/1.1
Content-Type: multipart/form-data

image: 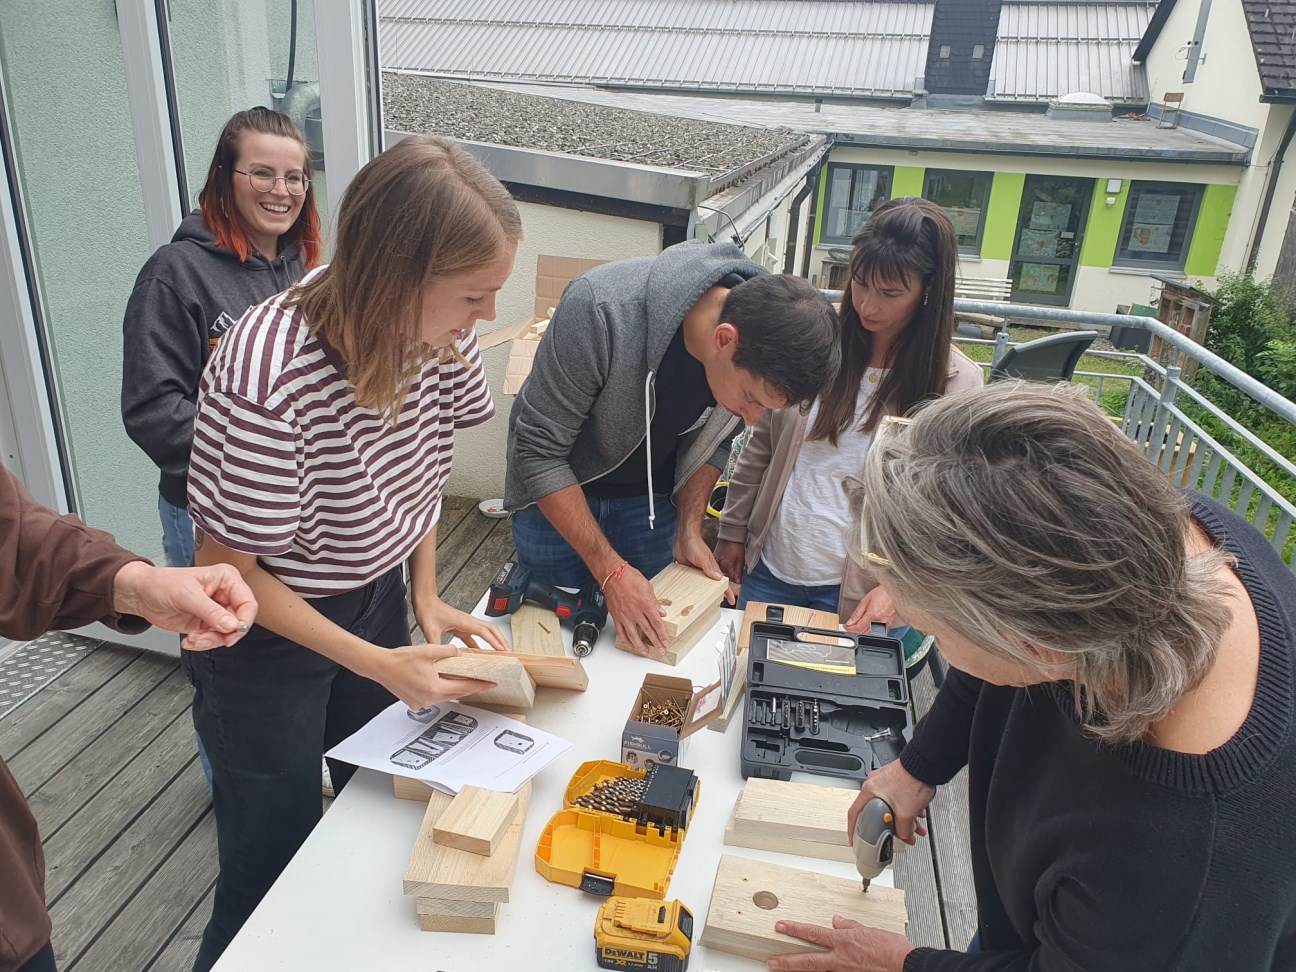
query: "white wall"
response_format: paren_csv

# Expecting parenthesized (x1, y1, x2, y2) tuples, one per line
(447, 201, 662, 500)
(1143, 0, 1270, 132)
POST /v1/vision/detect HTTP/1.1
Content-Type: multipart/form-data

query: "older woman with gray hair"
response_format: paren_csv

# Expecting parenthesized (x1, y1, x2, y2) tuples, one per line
(770, 381, 1296, 972)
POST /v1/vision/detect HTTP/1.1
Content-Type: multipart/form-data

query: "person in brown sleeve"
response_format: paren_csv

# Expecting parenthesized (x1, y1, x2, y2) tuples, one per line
(0, 466, 256, 972)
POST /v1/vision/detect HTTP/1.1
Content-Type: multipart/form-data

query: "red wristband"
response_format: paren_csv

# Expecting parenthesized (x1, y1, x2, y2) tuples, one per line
(601, 561, 629, 590)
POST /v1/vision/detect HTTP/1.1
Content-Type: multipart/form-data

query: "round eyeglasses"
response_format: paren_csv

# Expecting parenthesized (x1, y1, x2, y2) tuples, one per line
(233, 167, 310, 196)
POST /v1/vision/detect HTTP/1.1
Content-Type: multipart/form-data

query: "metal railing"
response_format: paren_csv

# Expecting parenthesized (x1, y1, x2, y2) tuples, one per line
(953, 300, 1296, 571)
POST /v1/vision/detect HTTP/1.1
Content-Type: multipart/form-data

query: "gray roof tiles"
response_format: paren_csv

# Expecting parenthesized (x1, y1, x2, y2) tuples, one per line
(990, 1, 1159, 103)
(1242, 1, 1296, 98)
(378, 0, 934, 99)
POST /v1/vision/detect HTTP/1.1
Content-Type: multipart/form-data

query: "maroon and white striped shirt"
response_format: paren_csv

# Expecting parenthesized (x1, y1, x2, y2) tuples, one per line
(188, 277, 493, 597)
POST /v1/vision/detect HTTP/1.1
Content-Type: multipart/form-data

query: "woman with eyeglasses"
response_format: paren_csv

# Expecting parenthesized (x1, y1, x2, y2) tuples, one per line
(122, 106, 322, 572)
(715, 197, 981, 634)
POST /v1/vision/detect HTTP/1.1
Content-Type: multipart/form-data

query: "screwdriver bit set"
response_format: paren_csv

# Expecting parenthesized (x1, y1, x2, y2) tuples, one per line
(740, 621, 914, 784)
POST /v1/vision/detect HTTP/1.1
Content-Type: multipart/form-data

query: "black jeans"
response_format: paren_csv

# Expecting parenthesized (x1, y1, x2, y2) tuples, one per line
(183, 568, 406, 972)
(18, 942, 55, 972)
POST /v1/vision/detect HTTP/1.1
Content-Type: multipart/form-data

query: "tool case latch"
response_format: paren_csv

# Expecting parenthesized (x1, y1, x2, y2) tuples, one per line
(580, 872, 616, 896)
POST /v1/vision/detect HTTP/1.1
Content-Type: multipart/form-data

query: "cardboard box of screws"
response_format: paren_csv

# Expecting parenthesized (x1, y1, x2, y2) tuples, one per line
(621, 674, 723, 769)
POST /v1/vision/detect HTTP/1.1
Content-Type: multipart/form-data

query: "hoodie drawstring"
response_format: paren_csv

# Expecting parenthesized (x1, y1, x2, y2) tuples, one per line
(644, 371, 656, 530)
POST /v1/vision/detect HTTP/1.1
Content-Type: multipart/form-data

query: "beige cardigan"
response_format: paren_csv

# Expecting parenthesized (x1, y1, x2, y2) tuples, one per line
(716, 345, 984, 618)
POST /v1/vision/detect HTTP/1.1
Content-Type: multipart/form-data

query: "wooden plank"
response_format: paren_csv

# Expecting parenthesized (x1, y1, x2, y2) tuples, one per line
(432, 513, 497, 606)
(146, 882, 214, 972)
(738, 602, 840, 653)
(5, 651, 176, 791)
(891, 664, 947, 949)
(416, 896, 498, 918)
(403, 782, 532, 902)
(72, 807, 218, 972)
(698, 854, 906, 962)
(457, 648, 587, 693)
(0, 644, 139, 756)
(910, 665, 977, 950)
(48, 758, 211, 966)
(647, 563, 729, 638)
(723, 778, 856, 864)
(616, 602, 721, 666)
(439, 520, 516, 614)
(42, 713, 199, 899)
(436, 653, 536, 709)
(509, 604, 565, 656)
(26, 666, 193, 834)
(433, 785, 521, 856)
(394, 775, 443, 802)
(418, 908, 499, 934)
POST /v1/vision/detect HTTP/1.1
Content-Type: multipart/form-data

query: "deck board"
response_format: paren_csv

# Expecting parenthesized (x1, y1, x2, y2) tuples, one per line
(49, 759, 210, 967)
(910, 660, 978, 951)
(25, 667, 193, 835)
(147, 885, 215, 972)
(5, 652, 175, 792)
(72, 809, 217, 972)
(0, 645, 136, 755)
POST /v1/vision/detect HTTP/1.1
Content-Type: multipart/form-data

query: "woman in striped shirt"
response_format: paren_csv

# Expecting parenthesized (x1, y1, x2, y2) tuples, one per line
(183, 135, 521, 972)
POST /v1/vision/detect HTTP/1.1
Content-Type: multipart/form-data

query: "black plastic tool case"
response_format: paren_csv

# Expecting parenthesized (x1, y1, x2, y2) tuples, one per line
(740, 621, 914, 783)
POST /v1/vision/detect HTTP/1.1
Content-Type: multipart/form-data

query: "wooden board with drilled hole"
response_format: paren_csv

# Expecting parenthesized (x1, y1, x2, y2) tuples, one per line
(698, 854, 906, 961)
(615, 603, 722, 667)
(433, 785, 521, 856)
(435, 653, 536, 709)
(508, 604, 565, 656)
(722, 778, 856, 864)
(648, 563, 730, 638)
(403, 783, 532, 902)
(393, 718, 527, 803)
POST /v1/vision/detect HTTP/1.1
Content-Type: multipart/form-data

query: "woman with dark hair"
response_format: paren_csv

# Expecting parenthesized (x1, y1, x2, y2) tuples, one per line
(771, 381, 1296, 970)
(122, 106, 322, 570)
(716, 197, 981, 629)
(185, 134, 520, 971)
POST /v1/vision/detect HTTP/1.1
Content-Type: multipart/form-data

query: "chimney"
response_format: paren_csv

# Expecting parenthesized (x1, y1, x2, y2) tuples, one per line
(923, 0, 1004, 97)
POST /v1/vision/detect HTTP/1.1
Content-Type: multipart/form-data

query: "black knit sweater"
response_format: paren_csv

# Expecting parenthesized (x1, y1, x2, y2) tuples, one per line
(901, 494, 1296, 971)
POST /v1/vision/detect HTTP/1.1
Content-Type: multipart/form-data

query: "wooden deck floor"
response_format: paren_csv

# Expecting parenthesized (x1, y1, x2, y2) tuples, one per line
(0, 495, 972, 970)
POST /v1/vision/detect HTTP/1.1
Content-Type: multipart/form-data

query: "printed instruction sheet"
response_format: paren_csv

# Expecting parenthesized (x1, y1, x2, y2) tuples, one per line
(326, 700, 571, 794)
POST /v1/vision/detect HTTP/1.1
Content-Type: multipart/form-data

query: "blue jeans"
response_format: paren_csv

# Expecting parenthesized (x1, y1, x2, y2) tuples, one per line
(512, 493, 677, 588)
(738, 558, 842, 615)
(158, 493, 214, 788)
(183, 567, 406, 972)
(158, 493, 195, 568)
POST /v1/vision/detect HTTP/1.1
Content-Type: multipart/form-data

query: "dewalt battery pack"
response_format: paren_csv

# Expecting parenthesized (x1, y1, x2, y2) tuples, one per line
(595, 897, 693, 972)
(535, 760, 700, 899)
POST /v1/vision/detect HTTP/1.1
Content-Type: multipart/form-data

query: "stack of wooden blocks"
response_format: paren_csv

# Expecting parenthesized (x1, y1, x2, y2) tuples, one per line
(400, 779, 532, 933)
(616, 563, 730, 666)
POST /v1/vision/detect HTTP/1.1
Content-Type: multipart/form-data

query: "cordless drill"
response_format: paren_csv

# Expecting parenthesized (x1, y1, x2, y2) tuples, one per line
(852, 797, 901, 892)
(486, 560, 608, 656)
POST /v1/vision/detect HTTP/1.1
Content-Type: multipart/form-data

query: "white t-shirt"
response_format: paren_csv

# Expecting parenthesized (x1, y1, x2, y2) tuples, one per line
(761, 369, 884, 586)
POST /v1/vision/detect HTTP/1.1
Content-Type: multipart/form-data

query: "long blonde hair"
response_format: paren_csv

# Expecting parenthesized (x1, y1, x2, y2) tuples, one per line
(289, 135, 522, 420)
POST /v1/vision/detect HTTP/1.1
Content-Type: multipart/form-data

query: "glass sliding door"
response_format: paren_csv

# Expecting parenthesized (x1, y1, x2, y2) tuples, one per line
(0, 0, 159, 553)
(1009, 175, 1093, 306)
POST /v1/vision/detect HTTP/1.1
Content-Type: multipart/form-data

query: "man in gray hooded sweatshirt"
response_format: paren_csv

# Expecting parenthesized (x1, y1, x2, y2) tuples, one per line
(505, 240, 838, 655)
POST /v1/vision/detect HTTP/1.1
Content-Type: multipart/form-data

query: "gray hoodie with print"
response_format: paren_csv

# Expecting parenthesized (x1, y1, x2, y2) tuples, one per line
(504, 240, 766, 514)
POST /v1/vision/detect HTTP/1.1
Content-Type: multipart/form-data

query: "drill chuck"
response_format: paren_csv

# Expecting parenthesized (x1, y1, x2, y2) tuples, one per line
(572, 621, 598, 657)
